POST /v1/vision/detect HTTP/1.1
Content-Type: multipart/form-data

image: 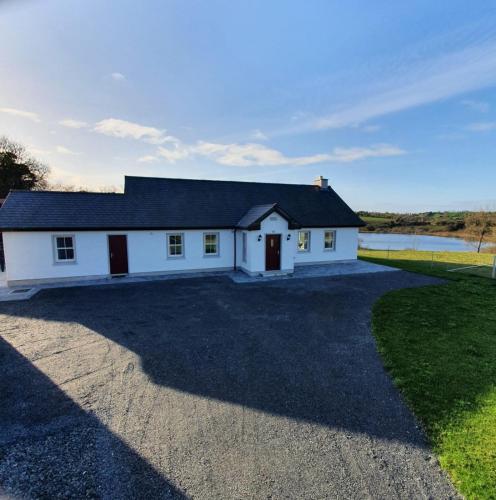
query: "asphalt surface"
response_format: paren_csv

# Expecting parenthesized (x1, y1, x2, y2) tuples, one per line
(0, 271, 458, 499)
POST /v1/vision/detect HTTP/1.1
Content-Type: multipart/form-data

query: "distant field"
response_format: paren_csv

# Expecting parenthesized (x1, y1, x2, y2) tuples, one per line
(356, 211, 496, 242)
(360, 215, 394, 225)
(359, 248, 494, 269)
(359, 249, 496, 498)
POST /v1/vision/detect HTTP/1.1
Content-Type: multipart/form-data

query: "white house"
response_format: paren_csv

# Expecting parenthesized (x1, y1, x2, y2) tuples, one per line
(0, 175, 364, 286)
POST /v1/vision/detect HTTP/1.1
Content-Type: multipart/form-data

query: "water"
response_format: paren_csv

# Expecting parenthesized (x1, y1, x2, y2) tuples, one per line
(358, 232, 487, 252)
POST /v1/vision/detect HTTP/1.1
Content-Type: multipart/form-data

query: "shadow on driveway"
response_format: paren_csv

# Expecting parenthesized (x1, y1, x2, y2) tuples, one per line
(0, 336, 185, 499)
(0, 271, 457, 498)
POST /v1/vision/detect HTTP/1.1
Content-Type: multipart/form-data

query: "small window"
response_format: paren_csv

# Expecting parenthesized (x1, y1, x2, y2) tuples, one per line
(324, 230, 336, 251)
(297, 231, 310, 252)
(242, 233, 247, 263)
(204, 232, 219, 256)
(167, 233, 184, 257)
(54, 235, 75, 262)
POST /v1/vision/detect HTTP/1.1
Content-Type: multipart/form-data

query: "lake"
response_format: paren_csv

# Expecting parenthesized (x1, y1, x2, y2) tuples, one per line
(358, 232, 487, 252)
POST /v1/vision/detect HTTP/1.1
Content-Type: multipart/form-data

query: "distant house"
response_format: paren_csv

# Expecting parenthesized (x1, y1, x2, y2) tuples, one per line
(0, 176, 364, 286)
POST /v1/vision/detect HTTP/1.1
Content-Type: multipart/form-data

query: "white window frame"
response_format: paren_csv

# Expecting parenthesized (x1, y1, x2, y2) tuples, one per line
(203, 232, 219, 257)
(53, 234, 76, 264)
(242, 232, 247, 263)
(297, 230, 311, 252)
(167, 232, 184, 258)
(324, 230, 336, 251)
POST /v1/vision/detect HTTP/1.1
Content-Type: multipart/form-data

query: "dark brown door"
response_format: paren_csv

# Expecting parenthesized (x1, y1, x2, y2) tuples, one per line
(108, 235, 129, 275)
(265, 234, 281, 271)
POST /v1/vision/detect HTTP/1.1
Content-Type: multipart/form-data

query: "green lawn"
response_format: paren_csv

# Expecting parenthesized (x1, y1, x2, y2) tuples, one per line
(359, 249, 496, 499)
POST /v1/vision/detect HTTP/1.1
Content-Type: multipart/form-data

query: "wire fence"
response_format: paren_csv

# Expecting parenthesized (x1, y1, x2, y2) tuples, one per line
(358, 247, 496, 279)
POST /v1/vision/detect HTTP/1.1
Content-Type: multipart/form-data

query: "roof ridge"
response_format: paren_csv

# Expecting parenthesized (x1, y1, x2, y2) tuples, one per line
(8, 190, 124, 195)
(125, 175, 314, 188)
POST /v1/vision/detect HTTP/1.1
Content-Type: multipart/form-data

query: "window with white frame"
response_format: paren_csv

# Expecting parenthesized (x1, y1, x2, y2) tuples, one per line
(54, 235, 75, 262)
(242, 233, 247, 262)
(297, 230, 310, 252)
(324, 230, 336, 251)
(167, 233, 184, 257)
(204, 232, 219, 256)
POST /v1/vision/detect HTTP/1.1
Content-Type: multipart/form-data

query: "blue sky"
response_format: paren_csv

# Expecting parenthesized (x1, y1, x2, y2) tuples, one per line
(1, 0, 496, 211)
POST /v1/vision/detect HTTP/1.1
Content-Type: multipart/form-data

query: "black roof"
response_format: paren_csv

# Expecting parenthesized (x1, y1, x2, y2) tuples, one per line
(0, 176, 364, 231)
(236, 204, 301, 230)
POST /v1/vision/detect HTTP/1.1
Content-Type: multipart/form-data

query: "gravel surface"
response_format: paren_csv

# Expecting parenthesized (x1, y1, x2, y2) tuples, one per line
(0, 271, 458, 499)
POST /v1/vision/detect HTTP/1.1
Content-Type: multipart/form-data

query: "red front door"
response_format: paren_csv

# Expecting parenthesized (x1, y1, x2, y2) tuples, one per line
(265, 234, 281, 271)
(108, 235, 129, 275)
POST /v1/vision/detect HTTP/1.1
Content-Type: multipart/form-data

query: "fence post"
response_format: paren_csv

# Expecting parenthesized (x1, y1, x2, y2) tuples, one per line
(431, 251, 434, 268)
(387, 246, 390, 259)
(492, 256, 496, 279)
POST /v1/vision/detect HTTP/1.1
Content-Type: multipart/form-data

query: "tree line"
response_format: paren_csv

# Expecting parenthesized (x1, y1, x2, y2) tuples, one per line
(0, 136, 118, 198)
(358, 211, 495, 253)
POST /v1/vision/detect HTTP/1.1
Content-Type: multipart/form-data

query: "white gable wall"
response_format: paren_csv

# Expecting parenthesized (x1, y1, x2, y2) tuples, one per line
(237, 212, 294, 275)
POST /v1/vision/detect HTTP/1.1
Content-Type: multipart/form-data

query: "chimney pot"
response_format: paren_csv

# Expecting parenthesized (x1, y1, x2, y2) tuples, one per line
(313, 175, 328, 189)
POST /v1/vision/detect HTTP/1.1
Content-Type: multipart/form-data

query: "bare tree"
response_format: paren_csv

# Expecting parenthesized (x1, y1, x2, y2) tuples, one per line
(47, 183, 122, 193)
(46, 183, 88, 192)
(0, 136, 50, 197)
(465, 211, 495, 253)
(97, 185, 121, 193)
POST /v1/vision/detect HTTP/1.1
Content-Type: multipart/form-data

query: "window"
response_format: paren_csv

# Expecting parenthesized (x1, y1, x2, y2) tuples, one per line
(54, 235, 75, 262)
(242, 233, 247, 262)
(204, 232, 219, 256)
(324, 230, 336, 251)
(167, 233, 184, 257)
(297, 231, 310, 252)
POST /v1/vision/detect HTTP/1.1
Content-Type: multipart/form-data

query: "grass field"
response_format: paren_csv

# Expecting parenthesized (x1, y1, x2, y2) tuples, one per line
(358, 249, 496, 499)
(359, 248, 495, 278)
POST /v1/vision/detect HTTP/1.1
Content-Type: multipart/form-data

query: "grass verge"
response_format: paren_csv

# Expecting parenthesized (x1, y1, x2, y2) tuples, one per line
(359, 249, 496, 499)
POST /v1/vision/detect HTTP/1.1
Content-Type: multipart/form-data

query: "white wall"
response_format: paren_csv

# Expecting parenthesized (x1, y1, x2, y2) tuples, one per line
(128, 230, 234, 274)
(237, 224, 358, 275)
(237, 213, 294, 274)
(4, 229, 235, 284)
(294, 227, 358, 265)
(3, 225, 358, 284)
(4, 231, 110, 283)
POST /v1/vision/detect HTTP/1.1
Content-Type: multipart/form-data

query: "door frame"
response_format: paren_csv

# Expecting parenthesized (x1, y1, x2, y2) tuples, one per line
(265, 233, 281, 271)
(107, 234, 129, 275)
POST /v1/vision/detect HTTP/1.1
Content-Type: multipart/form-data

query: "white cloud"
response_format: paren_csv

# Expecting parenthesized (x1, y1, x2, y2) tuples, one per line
(188, 141, 405, 167)
(251, 129, 268, 141)
(157, 145, 190, 162)
(55, 145, 79, 155)
(285, 39, 496, 134)
(466, 121, 496, 132)
(137, 155, 158, 163)
(93, 118, 178, 145)
(193, 142, 329, 166)
(327, 144, 405, 162)
(111, 72, 126, 81)
(59, 118, 88, 129)
(0, 107, 40, 122)
(461, 99, 490, 113)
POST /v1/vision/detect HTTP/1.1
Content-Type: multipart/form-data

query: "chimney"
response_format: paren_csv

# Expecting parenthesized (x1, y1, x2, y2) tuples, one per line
(313, 175, 328, 189)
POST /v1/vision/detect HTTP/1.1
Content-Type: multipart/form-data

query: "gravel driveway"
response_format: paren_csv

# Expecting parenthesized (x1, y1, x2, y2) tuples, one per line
(0, 271, 457, 499)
